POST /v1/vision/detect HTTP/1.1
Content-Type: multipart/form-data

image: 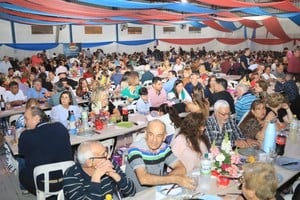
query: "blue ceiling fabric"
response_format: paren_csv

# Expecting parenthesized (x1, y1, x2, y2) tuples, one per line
(5, 43, 59, 50)
(161, 3, 215, 14)
(188, 21, 207, 28)
(82, 41, 114, 48)
(231, 7, 271, 16)
(79, 0, 169, 9)
(218, 21, 242, 31)
(117, 39, 154, 45)
(289, 14, 300, 26)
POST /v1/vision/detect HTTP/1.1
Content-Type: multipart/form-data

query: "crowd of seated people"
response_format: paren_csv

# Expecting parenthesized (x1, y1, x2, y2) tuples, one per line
(1, 45, 300, 198)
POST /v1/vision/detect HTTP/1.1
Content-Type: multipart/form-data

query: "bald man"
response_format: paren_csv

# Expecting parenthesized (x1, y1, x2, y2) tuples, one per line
(63, 141, 135, 199)
(125, 119, 196, 193)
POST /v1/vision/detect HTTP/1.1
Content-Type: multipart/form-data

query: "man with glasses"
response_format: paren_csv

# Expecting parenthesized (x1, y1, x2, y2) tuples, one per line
(63, 141, 135, 199)
(204, 100, 260, 148)
(126, 119, 196, 193)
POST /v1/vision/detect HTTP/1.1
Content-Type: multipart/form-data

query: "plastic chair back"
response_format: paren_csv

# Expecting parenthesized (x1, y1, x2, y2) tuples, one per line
(33, 161, 75, 200)
(101, 138, 115, 157)
(8, 114, 22, 126)
(56, 190, 64, 200)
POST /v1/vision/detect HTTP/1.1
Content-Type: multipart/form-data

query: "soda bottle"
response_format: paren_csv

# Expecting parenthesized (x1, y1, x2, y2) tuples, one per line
(0, 95, 5, 111)
(276, 131, 287, 156)
(122, 107, 128, 122)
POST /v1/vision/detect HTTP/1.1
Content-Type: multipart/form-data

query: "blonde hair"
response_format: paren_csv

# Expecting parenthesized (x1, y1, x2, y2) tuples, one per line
(243, 162, 277, 200)
(267, 92, 286, 108)
(91, 87, 108, 111)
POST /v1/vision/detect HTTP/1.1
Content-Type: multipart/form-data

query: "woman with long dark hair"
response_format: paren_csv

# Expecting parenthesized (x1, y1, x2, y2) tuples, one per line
(239, 99, 275, 141)
(171, 112, 209, 173)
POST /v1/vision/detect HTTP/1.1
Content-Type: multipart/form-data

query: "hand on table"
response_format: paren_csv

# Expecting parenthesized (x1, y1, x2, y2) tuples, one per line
(176, 175, 197, 191)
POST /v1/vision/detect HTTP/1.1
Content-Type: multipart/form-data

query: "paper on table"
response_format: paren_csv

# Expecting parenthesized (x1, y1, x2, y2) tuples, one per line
(156, 185, 182, 200)
(276, 156, 300, 171)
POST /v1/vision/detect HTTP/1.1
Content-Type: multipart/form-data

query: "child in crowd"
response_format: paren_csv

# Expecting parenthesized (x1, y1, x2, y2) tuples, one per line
(136, 87, 151, 115)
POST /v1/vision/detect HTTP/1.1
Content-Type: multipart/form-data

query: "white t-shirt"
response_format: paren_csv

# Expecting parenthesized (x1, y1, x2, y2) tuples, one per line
(262, 73, 277, 80)
(4, 90, 26, 102)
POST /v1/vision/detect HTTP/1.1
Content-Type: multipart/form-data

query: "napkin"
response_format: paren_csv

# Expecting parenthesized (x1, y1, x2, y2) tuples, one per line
(276, 156, 300, 171)
(200, 195, 222, 200)
(156, 185, 182, 200)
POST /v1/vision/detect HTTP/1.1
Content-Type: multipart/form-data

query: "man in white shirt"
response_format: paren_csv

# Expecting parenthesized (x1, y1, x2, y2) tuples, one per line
(4, 81, 26, 106)
(0, 56, 13, 74)
(172, 58, 184, 73)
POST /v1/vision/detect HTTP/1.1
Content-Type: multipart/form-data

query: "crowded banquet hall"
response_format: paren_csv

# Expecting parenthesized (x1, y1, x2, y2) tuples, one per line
(0, 0, 300, 200)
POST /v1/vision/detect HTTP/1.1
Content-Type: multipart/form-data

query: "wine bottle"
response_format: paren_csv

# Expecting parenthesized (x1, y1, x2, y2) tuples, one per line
(0, 95, 5, 111)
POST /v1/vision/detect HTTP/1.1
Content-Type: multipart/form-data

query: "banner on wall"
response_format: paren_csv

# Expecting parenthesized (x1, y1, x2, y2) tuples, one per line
(63, 43, 81, 57)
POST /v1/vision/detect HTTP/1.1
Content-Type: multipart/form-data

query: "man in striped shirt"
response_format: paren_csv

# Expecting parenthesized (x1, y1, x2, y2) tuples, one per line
(63, 141, 135, 199)
(126, 119, 196, 193)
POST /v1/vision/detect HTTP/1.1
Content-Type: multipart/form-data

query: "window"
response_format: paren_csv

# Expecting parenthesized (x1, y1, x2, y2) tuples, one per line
(127, 27, 142, 34)
(163, 27, 176, 33)
(84, 26, 102, 34)
(31, 25, 53, 34)
(189, 27, 201, 33)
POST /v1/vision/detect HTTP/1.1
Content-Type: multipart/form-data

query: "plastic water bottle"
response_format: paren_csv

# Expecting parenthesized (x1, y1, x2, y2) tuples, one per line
(263, 119, 276, 154)
(69, 110, 77, 135)
(289, 114, 298, 143)
(81, 108, 89, 131)
(201, 153, 211, 175)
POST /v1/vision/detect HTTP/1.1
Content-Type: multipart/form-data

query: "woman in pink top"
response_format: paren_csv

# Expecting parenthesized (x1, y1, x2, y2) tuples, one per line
(171, 112, 209, 173)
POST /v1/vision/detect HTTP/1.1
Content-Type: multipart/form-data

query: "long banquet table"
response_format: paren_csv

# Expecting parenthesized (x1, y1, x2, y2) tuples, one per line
(5, 113, 147, 156)
(125, 131, 300, 200)
(0, 97, 89, 119)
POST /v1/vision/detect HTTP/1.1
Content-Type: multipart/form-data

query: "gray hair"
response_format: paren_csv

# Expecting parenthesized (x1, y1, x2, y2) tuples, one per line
(146, 119, 167, 134)
(77, 141, 100, 165)
(213, 100, 230, 111)
(236, 83, 249, 93)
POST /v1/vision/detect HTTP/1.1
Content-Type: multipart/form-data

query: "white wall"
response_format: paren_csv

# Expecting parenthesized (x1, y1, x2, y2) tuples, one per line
(0, 19, 299, 60)
(0, 20, 13, 43)
(71, 25, 116, 43)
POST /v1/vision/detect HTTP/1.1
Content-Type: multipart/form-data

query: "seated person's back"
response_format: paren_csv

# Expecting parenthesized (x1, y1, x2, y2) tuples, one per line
(18, 106, 73, 194)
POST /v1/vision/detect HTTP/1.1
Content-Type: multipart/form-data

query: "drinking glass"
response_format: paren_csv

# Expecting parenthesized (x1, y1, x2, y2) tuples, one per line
(182, 174, 199, 197)
(267, 147, 277, 164)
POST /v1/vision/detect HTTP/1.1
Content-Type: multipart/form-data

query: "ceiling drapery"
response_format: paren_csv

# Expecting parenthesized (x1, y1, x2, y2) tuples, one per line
(0, 0, 300, 46)
(262, 17, 291, 40)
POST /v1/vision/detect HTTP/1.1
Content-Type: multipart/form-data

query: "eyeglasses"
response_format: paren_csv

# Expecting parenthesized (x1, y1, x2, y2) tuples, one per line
(89, 149, 109, 161)
(89, 156, 108, 160)
(218, 111, 231, 117)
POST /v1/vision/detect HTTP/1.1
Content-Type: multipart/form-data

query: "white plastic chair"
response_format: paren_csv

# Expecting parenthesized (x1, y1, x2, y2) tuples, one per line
(33, 161, 75, 200)
(57, 190, 64, 200)
(238, 110, 249, 126)
(44, 110, 51, 118)
(101, 138, 115, 157)
(228, 80, 238, 89)
(8, 114, 22, 126)
(126, 100, 137, 113)
(143, 80, 152, 87)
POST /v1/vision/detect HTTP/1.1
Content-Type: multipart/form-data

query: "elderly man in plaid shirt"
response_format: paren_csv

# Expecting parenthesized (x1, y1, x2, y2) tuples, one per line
(204, 100, 260, 148)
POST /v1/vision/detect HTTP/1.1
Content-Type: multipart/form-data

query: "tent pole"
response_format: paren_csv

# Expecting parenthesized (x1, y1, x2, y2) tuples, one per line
(55, 25, 60, 43)
(10, 22, 16, 44)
